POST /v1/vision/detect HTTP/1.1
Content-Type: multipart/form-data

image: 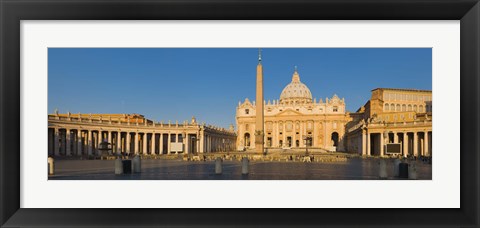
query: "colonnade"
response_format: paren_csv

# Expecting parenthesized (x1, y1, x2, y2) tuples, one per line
(48, 118, 237, 157)
(361, 130, 432, 157)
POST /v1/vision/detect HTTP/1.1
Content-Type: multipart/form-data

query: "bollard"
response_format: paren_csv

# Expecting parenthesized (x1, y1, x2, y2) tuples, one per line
(399, 162, 409, 178)
(393, 159, 401, 177)
(47, 157, 54, 175)
(241, 157, 249, 175)
(378, 159, 387, 179)
(122, 160, 132, 174)
(115, 157, 123, 175)
(133, 155, 141, 173)
(215, 157, 223, 175)
(408, 163, 417, 180)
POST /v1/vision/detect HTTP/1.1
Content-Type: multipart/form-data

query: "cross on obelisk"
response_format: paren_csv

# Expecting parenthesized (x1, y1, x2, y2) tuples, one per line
(255, 49, 264, 153)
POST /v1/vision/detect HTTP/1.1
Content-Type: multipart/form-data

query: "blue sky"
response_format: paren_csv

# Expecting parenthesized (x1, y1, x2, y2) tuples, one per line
(48, 48, 432, 128)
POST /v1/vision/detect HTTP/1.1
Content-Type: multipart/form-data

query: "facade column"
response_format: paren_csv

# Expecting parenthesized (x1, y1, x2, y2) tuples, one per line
(143, 133, 148, 154)
(88, 130, 93, 156)
(65, 129, 71, 156)
(366, 132, 371, 156)
(54, 128, 60, 156)
(167, 133, 171, 154)
(299, 122, 304, 147)
(394, 132, 398, 143)
(403, 132, 409, 157)
(108, 131, 112, 144)
(117, 132, 122, 153)
(99, 131, 103, 144)
(151, 133, 156, 155)
(413, 132, 418, 157)
(134, 132, 139, 154)
(275, 122, 279, 147)
(324, 121, 328, 149)
(361, 129, 367, 155)
(77, 130, 83, 156)
(126, 132, 131, 154)
(424, 131, 430, 156)
(380, 132, 384, 157)
(159, 133, 164, 154)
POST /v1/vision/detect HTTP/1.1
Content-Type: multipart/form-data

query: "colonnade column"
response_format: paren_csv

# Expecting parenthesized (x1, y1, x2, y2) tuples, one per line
(199, 131, 204, 153)
(134, 132, 139, 154)
(159, 134, 164, 154)
(66, 129, 71, 156)
(77, 130, 83, 156)
(108, 131, 112, 146)
(413, 132, 418, 157)
(394, 132, 398, 143)
(424, 131, 429, 156)
(403, 132, 409, 157)
(126, 132, 131, 154)
(143, 133, 148, 154)
(366, 132, 371, 156)
(99, 131, 103, 144)
(151, 133, 156, 155)
(380, 132, 384, 157)
(184, 133, 189, 154)
(72, 130, 77, 155)
(361, 129, 366, 155)
(117, 132, 122, 153)
(88, 130, 93, 156)
(209, 136, 212, 152)
(167, 133, 171, 154)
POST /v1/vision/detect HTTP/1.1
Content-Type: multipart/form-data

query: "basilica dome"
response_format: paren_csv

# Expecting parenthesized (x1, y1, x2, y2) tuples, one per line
(279, 68, 313, 104)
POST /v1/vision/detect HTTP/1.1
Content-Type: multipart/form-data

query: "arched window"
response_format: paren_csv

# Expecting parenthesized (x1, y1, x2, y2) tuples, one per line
(396, 104, 401, 111)
(402, 104, 406, 111)
(390, 104, 395, 111)
(414, 105, 418, 112)
(385, 103, 389, 111)
(407, 105, 412, 111)
(244, 133, 251, 147)
(419, 105, 424, 112)
(331, 132, 339, 147)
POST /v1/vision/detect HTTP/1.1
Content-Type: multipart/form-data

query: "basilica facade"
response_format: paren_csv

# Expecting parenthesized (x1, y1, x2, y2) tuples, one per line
(235, 55, 432, 157)
(236, 68, 350, 151)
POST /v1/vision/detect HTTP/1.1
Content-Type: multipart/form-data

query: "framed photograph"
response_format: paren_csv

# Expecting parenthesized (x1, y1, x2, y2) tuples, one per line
(1, 0, 479, 227)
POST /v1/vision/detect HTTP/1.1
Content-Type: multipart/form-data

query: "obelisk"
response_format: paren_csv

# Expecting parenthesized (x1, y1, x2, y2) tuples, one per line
(255, 49, 264, 153)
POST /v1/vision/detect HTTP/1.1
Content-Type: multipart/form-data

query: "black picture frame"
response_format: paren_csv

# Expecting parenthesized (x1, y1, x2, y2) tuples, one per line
(1, 0, 479, 227)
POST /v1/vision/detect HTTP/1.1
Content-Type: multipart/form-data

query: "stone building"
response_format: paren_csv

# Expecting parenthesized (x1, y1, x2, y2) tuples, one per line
(345, 88, 432, 157)
(236, 66, 350, 151)
(48, 112, 236, 157)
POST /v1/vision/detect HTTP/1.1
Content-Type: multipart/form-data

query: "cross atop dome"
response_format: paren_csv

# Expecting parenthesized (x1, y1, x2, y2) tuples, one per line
(292, 66, 300, 83)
